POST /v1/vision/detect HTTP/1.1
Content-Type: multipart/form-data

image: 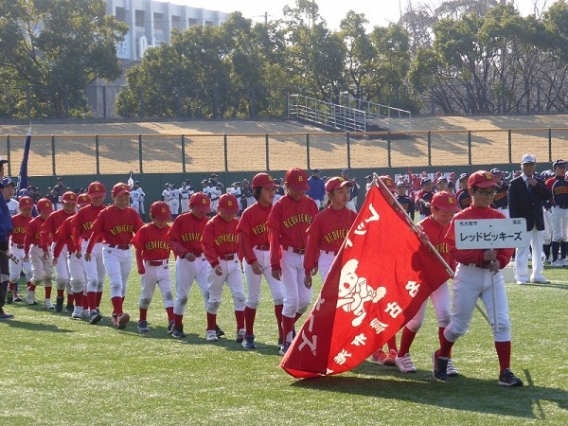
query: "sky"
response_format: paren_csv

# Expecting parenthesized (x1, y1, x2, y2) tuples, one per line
(170, 0, 555, 30)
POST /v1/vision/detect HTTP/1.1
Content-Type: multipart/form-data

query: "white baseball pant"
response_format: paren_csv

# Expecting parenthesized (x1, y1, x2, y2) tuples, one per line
(317, 251, 336, 282)
(82, 240, 106, 293)
(206, 257, 245, 314)
(30, 246, 53, 286)
(514, 226, 545, 282)
(405, 281, 451, 332)
(9, 244, 32, 283)
(281, 249, 312, 318)
(174, 254, 210, 315)
(180, 198, 190, 213)
(543, 209, 553, 245)
(551, 206, 568, 242)
(444, 264, 511, 342)
(52, 242, 71, 293)
(102, 244, 132, 299)
(169, 200, 180, 216)
(243, 248, 284, 309)
(139, 260, 174, 310)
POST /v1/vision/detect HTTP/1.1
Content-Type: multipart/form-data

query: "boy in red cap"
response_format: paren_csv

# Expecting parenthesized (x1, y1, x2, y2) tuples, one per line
(41, 191, 78, 313)
(303, 176, 357, 284)
(433, 171, 521, 386)
(267, 167, 318, 355)
(169, 192, 221, 339)
(7, 196, 35, 304)
(132, 201, 174, 333)
(24, 198, 55, 307)
(395, 191, 459, 374)
(202, 193, 245, 342)
(237, 173, 285, 350)
(71, 182, 108, 324)
(85, 183, 144, 329)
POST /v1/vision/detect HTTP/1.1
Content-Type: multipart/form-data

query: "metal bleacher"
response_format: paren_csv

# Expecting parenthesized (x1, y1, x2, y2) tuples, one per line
(288, 93, 412, 133)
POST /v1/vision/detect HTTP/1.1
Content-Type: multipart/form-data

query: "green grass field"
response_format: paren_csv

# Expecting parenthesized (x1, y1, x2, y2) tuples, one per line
(2, 261, 568, 425)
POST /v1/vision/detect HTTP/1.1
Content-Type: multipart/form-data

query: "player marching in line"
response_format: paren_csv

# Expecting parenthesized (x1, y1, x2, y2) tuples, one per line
(416, 177, 435, 220)
(395, 191, 460, 374)
(202, 193, 246, 342)
(24, 198, 55, 308)
(545, 159, 568, 267)
(40, 191, 78, 313)
(395, 182, 415, 221)
(456, 173, 471, 210)
(490, 168, 510, 217)
(6, 197, 34, 305)
(85, 183, 144, 329)
(303, 177, 357, 285)
(267, 168, 319, 355)
(237, 173, 286, 350)
(169, 192, 224, 339)
(71, 182, 108, 324)
(132, 201, 175, 334)
(433, 171, 521, 386)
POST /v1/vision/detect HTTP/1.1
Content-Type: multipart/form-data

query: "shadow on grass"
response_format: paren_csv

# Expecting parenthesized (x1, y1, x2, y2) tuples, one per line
(520, 282, 568, 290)
(289, 363, 568, 420)
(2, 319, 74, 333)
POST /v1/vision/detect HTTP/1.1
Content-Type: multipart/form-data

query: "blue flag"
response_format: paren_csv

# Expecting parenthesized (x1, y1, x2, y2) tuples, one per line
(16, 132, 31, 198)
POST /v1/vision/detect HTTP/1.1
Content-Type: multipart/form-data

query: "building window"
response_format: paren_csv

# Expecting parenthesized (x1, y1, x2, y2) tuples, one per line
(172, 15, 181, 30)
(205, 21, 213, 26)
(154, 13, 163, 30)
(115, 7, 126, 22)
(188, 18, 197, 27)
(135, 10, 145, 27)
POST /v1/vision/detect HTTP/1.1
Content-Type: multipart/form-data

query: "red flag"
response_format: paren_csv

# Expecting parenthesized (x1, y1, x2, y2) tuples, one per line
(280, 185, 451, 378)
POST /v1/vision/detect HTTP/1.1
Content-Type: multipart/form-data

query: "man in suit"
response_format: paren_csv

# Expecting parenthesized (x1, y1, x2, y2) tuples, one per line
(508, 154, 553, 284)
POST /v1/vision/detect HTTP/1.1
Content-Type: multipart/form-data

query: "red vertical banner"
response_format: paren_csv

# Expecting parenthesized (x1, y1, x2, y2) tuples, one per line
(280, 185, 451, 378)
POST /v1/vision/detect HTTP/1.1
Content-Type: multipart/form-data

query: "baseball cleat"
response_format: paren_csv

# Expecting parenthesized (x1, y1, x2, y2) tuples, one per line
(530, 277, 550, 284)
(137, 320, 149, 333)
(236, 328, 246, 343)
(206, 330, 218, 342)
(71, 307, 83, 320)
(242, 334, 256, 350)
(117, 313, 130, 329)
(66, 303, 74, 313)
(55, 297, 64, 313)
(279, 341, 291, 356)
(498, 369, 523, 387)
(215, 324, 225, 338)
(447, 358, 459, 377)
(167, 320, 175, 335)
(432, 352, 448, 381)
(81, 309, 90, 319)
(89, 309, 103, 325)
(383, 349, 398, 366)
(26, 290, 37, 305)
(172, 326, 186, 339)
(395, 353, 417, 373)
(44, 299, 55, 310)
(13, 293, 22, 302)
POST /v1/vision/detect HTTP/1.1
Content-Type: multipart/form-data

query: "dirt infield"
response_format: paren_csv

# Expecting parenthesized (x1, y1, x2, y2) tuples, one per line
(1, 115, 567, 175)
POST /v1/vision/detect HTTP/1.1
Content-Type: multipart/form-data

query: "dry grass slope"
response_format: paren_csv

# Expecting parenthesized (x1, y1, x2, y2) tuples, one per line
(1, 115, 567, 175)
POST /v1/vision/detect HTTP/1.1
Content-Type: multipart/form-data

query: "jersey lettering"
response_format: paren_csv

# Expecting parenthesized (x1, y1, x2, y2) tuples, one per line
(110, 224, 135, 235)
(283, 213, 313, 229)
(214, 233, 239, 246)
(324, 228, 350, 244)
(12, 226, 26, 235)
(181, 232, 203, 243)
(252, 223, 268, 236)
(144, 240, 171, 251)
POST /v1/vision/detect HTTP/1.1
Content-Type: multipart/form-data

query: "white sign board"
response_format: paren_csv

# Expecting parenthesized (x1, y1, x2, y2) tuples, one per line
(455, 218, 528, 249)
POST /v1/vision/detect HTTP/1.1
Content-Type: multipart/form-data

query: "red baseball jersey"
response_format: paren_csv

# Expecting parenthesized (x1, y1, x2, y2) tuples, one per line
(71, 204, 106, 246)
(86, 205, 144, 254)
(202, 215, 239, 268)
(445, 206, 514, 268)
(267, 194, 318, 269)
(303, 206, 357, 274)
(132, 223, 171, 261)
(167, 212, 208, 258)
(11, 214, 32, 246)
(24, 216, 46, 254)
(40, 209, 76, 251)
(237, 202, 272, 264)
(53, 215, 78, 258)
(418, 215, 455, 270)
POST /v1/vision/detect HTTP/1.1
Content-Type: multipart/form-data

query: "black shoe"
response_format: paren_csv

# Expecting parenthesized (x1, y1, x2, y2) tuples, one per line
(433, 352, 448, 381)
(167, 320, 175, 335)
(55, 297, 64, 313)
(65, 303, 74, 313)
(89, 309, 102, 325)
(215, 324, 225, 338)
(172, 325, 186, 339)
(6, 290, 13, 304)
(498, 368, 524, 387)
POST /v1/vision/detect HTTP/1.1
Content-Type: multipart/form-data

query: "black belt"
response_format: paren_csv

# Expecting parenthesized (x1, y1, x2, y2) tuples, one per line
(147, 260, 167, 266)
(282, 245, 305, 255)
(221, 253, 237, 261)
(254, 245, 270, 251)
(108, 244, 130, 250)
(11, 243, 24, 249)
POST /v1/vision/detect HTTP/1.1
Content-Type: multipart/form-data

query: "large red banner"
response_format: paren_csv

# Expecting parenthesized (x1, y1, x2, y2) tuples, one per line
(280, 185, 451, 378)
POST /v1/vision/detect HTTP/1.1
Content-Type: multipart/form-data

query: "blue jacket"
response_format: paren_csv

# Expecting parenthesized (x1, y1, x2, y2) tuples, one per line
(307, 176, 325, 202)
(0, 195, 13, 242)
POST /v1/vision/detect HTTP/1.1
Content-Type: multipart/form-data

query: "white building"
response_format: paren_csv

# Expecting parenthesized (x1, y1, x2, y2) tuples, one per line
(106, 0, 230, 61)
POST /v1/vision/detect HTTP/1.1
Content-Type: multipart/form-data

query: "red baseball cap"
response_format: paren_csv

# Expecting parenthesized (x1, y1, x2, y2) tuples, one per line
(325, 176, 354, 192)
(431, 191, 460, 212)
(61, 191, 77, 204)
(88, 181, 106, 197)
(18, 196, 34, 209)
(189, 192, 211, 213)
(77, 193, 91, 207)
(468, 170, 499, 189)
(112, 182, 131, 197)
(218, 193, 239, 215)
(379, 175, 396, 193)
(150, 201, 172, 221)
(252, 173, 278, 189)
(37, 198, 54, 214)
(284, 168, 309, 191)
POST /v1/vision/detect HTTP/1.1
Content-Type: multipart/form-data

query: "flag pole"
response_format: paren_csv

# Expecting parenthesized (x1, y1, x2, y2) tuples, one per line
(372, 173, 492, 326)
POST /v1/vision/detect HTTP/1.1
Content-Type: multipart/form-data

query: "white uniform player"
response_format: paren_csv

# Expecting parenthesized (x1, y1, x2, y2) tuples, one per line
(209, 184, 222, 213)
(180, 182, 193, 214)
(130, 184, 141, 214)
(162, 184, 173, 208)
(170, 185, 180, 217)
(7, 196, 34, 304)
